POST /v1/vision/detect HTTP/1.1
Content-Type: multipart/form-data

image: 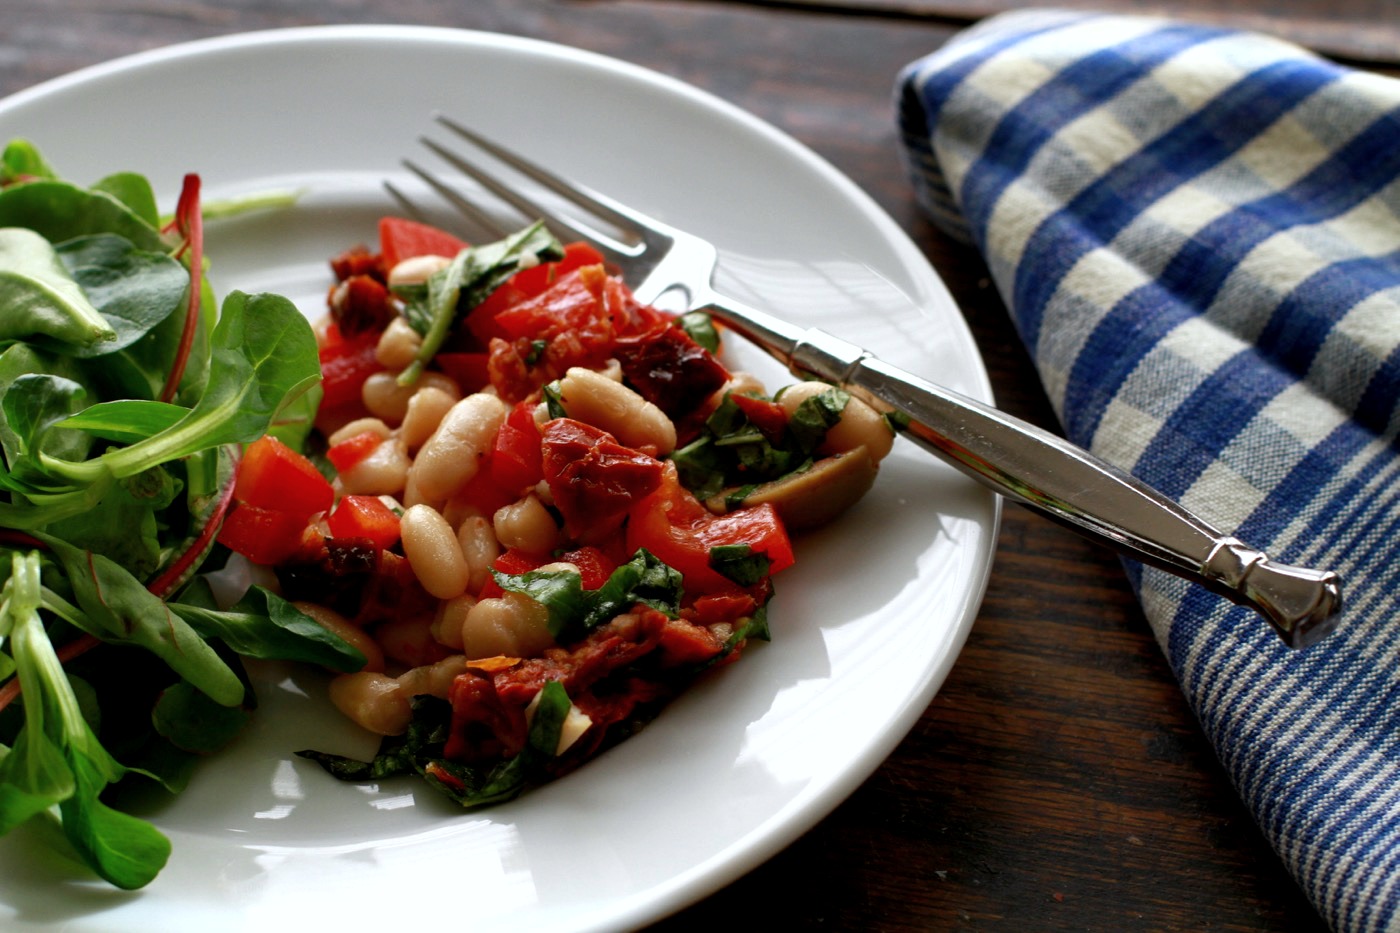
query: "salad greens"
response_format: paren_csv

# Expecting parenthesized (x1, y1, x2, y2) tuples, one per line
(0, 139, 362, 889)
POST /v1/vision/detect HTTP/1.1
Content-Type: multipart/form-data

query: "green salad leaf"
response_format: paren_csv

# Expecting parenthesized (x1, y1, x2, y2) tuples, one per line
(0, 139, 351, 890)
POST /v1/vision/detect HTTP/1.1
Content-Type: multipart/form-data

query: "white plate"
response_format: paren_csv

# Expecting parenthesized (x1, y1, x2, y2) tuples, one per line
(0, 25, 998, 932)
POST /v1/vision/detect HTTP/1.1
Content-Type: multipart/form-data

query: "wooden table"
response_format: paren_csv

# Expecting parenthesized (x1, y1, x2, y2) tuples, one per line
(5, 1, 1369, 929)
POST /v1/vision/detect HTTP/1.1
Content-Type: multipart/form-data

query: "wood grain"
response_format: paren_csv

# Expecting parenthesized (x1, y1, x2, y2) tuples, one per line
(0, 0, 1348, 928)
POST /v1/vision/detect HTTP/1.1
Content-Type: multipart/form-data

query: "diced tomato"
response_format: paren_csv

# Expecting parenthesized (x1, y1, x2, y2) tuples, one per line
(492, 265, 610, 343)
(509, 241, 606, 296)
(466, 241, 609, 343)
(728, 393, 789, 443)
(554, 545, 618, 590)
(452, 468, 519, 521)
(539, 419, 664, 535)
(326, 431, 383, 473)
(330, 244, 383, 283)
(613, 325, 730, 418)
(627, 463, 793, 594)
(491, 401, 545, 493)
(434, 352, 491, 394)
(233, 436, 335, 516)
(330, 274, 394, 336)
(218, 502, 313, 566)
(477, 547, 549, 599)
(687, 592, 760, 626)
(327, 495, 401, 551)
(319, 326, 384, 410)
(378, 216, 468, 270)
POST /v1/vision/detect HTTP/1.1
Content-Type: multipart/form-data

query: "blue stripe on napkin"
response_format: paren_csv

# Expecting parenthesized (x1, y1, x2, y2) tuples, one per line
(897, 10, 1400, 931)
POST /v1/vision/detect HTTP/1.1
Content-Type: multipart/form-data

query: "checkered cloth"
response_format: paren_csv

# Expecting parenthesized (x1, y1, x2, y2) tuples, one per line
(897, 10, 1400, 931)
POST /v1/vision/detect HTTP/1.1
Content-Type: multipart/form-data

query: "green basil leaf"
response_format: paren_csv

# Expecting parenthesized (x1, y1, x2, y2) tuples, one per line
(707, 543, 771, 587)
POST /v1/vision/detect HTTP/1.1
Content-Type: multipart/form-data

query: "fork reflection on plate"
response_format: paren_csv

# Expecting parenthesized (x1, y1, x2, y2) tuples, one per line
(383, 113, 1341, 649)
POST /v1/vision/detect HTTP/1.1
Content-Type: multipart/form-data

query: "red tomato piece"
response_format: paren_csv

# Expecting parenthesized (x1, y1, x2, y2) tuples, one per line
(378, 216, 468, 270)
(554, 545, 619, 590)
(477, 548, 550, 599)
(319, 327, 384, 410)
(326, 495, 401, 551)
(626, 464, 793, 594)
(434, 352, 491, 394)
(491, 401, 545, 493)
(217, 502, 312, 565)
(233, 436, 334, 516)
(326, 431, 382, 473)
(613, 325, 731, 418)
(540, 419, 664, 535)
(466, 241, 609, 344)
(728, 393, 789, 443)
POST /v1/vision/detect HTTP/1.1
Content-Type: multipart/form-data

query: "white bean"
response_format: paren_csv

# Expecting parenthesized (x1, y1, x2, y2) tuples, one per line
(456, 515, 501, 594)
(778, 381, 895, 462)
(327, 416, 392, 448)
(400, 503, 471, 599)
(387, 254, 452, 288)
(411, 393, 508, 501)
(374, 316, 423, 370)
(461, 592, 554, 660)
(337, 436, 410, 496)
(400, 385, 458, 452)
(431, 595, 476, 650)
(493, 494, 560, 555)
(558, 366, 676, 453)
(328, 672, 410, 735)
(328, 655, 467, 736)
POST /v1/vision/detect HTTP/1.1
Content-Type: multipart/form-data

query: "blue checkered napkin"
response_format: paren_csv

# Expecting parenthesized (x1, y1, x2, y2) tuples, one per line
(897, 10, 1400, 931)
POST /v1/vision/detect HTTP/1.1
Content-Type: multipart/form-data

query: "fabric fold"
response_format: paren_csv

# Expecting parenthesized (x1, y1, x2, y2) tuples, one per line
(897, 10, 1400, 932)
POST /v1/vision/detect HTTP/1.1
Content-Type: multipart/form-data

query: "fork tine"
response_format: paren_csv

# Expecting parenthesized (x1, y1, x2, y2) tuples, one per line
(415, 134, 603, 248)
(396, 159, 510, 240)
(432, 113, 645, 247)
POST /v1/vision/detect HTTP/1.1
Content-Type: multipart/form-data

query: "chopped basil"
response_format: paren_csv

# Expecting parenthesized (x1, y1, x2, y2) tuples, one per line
(541, 381, 567, 419)
(524, 338, 548, 366)
(677, 311, 720, 353)
(298, 683, 574, 810)
(707, 543, 771, 587)
(666, 386, 846, 504)
(491, 547, 684, 642)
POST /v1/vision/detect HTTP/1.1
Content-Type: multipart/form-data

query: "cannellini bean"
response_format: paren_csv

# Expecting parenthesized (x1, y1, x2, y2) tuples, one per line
(363, 370, 461, 424)
(328, 655, 467, 736)
(375, 612, 449, 669)
(557, 366, 676, 453)
(292, 601, 384, 673)
(337, 436, 410, 496)
(328, 672, 410, 735)
(411, 393, 508, 501)
(374, 316, 423, 370)
(327, 416, 392, 447)
(431, 594, 476, 649)
(456, 515, 501, 594)
(778, 381, 895, 462)
(400, 503, 471, 599)
(461, 591, 554, 660)
(387, 253, 451, 288)
(400, 386, 457, 451)
(493, 494, 560, 555)
(397, 655, 468, 699)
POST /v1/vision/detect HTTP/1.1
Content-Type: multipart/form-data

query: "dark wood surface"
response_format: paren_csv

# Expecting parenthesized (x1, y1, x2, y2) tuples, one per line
(2, 1, 1360, 929)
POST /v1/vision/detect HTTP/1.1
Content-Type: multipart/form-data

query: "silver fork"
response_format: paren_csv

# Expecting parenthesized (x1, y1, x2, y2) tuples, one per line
(390, 114, 1342, 649)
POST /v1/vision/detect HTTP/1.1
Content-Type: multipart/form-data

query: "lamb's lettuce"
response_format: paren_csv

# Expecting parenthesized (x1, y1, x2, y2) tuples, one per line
(0, 139, 353, 889)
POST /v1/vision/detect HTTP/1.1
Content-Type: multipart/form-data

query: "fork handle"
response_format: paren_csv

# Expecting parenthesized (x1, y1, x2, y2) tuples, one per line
(704, 298, 1342, 649)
